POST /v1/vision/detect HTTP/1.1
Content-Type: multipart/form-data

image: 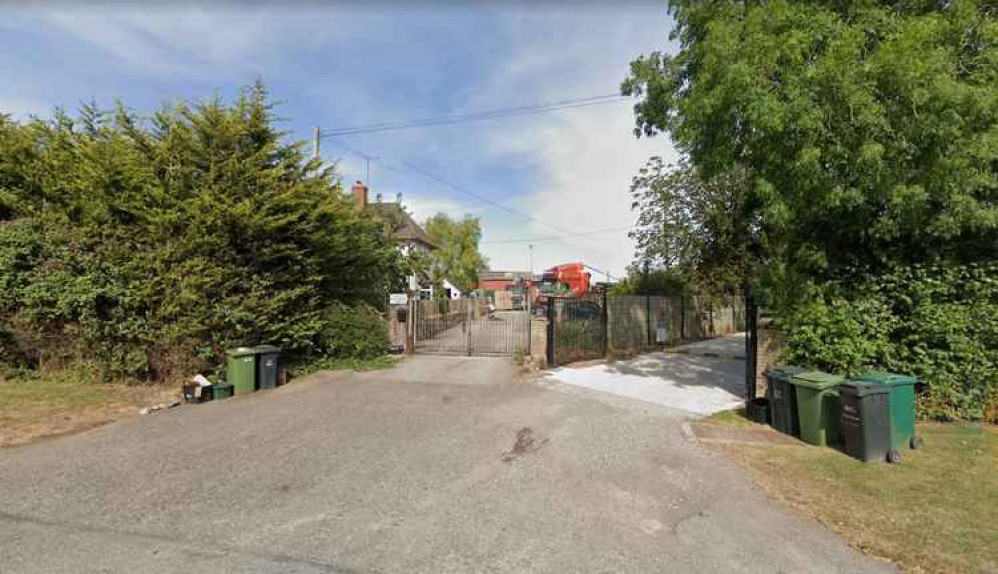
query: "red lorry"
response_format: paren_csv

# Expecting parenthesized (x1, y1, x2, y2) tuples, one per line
(536, 262, 591, 306)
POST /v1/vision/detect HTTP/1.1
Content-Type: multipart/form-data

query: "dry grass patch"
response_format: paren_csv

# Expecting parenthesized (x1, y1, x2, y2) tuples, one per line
(0, 366, 175, 448)
(709, 410, 998, 573)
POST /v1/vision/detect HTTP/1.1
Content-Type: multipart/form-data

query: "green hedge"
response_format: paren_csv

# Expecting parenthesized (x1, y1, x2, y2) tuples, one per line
(315, 303, 390, 360)
(782, 264, 998, 422)
(0, 84, 400, 380)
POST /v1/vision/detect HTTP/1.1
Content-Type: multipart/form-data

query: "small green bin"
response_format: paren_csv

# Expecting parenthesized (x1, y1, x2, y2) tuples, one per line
(226, 347, 257, 395)
(213, 383, 234, 400)
(790, 371, 845, 447)
(856, 371, 919, 451)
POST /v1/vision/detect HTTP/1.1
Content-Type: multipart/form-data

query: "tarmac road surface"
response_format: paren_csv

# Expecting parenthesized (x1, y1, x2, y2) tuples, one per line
(0, 354, 893, 573)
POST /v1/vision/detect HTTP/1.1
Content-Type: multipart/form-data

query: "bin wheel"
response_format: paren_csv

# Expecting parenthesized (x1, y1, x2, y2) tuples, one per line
(910, 436, 924, 450)
(886, 449, 903, 465)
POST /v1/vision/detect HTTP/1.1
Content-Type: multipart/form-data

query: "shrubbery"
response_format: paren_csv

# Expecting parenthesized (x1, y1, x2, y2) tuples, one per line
(315, 303, 390, 360)
(782, 264, 998, 422)
(623, 2, 998, 422)
(0, 83, 400, 381)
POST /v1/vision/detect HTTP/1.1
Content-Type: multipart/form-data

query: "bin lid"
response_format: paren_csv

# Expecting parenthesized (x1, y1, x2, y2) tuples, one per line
(857, 371, 916, 387)
(839, 380, 890, 397)
(790, 371, 845, 390)
(252, 344, 280, 354)
(226, 346, 256, 358)
(765, 365, 807, 380)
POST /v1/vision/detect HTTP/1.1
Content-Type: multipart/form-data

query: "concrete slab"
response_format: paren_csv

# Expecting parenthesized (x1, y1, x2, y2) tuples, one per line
(668, 332, 747, 359)
(544, 335, 748, 416)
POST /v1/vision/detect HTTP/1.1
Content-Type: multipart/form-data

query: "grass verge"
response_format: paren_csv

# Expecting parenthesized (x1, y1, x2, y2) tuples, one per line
(290, 354, 400, 378)
(708, 410, 998, 573)
(0, 366, 175, 448)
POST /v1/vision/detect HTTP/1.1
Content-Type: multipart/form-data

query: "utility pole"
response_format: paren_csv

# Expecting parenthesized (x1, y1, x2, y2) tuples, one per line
(312, 126, 320, 161)
(529, 244, 533, 275)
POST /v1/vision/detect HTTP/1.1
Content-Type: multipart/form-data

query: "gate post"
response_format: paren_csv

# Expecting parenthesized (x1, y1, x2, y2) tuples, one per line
(466, 298, 473, 356)
(546, 298, 555, 367)
(601, 290, 609, 358)
(406, 296, 416, 354)
(745, 290, 758, 405)
(526, 294, 532, 357)
(680, 295, 687, 342)
(646, 295, 652, 349)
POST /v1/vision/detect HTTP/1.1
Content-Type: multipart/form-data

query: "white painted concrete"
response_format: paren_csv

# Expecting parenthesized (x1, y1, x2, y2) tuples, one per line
(544, 334, 747, 416)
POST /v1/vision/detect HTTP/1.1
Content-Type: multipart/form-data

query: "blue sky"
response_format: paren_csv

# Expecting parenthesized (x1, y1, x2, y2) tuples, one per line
(0, 3, 678, 278)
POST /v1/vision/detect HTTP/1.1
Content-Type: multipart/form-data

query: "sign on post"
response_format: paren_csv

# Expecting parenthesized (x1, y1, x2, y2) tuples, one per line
(389, 293, 409, 306)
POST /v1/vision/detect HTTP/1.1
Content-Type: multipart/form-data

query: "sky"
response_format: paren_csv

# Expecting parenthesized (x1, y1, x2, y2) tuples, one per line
(0, 1, 679, 279)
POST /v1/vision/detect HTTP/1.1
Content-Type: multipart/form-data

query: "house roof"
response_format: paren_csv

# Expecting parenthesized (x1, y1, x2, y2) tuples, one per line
(367, 202, 438, 250)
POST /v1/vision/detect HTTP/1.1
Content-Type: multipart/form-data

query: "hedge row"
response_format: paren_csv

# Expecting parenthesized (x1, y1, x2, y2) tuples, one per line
(782, 264, 997, 422)
(0, 83, 396, 380)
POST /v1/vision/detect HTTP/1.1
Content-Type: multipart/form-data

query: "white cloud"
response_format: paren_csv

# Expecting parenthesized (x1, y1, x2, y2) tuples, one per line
(403, 195, 484, 226)
(2, 4, 679, 280)
(35, 7, 284, 79)
(469, 9, 678, 278)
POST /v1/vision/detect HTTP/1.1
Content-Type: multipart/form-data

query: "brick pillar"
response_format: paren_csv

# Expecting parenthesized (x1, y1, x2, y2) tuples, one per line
(531, 317, 548, 368)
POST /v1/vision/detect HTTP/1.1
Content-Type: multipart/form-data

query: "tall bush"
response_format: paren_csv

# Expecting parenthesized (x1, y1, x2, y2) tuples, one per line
(0, 83, 400, 380)
(783, 264, 998, 422)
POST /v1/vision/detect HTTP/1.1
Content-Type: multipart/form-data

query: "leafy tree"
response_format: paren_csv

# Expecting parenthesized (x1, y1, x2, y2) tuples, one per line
(623, 0, 998, 287)
(0, 81, 398, 380)
(425, 213, 488, 293)
(611, 265, 689, 297)
(629, 157, 755, 295)
(622, 1, 998, 419)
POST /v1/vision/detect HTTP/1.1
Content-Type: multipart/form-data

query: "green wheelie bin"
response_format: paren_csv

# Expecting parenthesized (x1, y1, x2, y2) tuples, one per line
(857, 371, 921, 451)
(765, 365, 807, 437)
(226, 347, 257, 395)
(790, 371, 845, 447)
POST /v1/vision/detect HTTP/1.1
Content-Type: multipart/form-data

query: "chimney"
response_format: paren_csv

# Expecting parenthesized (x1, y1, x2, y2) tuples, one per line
(352, 180, 368, 208)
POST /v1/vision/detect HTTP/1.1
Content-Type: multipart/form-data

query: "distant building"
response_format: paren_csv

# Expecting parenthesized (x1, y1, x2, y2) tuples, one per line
(475, 270, 536, 310)
(441, 279, 462, 299)
(352, 181, 438, 254)
(352, 181, 455, 300)
(477, 270, 533, 292)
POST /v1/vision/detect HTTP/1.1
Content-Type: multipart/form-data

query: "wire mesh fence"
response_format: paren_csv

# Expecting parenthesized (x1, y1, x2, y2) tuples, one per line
(547, 293, 746, 366)
(547, 294, 605, 366)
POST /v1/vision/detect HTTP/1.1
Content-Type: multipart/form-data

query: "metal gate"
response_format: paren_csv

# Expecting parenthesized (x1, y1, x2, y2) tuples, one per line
(414, 297, 530, 356)
(546, 293, 606, 366)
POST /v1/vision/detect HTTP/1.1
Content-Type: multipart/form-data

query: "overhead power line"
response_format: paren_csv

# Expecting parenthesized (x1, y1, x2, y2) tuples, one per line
(319, 93, 627, 138)
(481, 226, 634, 244)
(325, 139, 615, 266)
(398, 159, 593, 241)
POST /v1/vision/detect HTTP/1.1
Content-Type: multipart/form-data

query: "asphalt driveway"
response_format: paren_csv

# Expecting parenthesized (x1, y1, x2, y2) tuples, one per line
(0, 354, 892, 573)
